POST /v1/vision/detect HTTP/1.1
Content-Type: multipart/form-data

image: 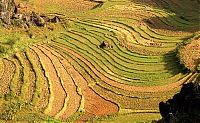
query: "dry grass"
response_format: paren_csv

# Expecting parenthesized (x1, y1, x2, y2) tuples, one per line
(37, 45, 82, 120)
(179, 37, 200, 71)
(31, 46, 66, 116)
(26, 0, 98, 14)
(0, 59, 15, 96)
(0, 0, 199, 122)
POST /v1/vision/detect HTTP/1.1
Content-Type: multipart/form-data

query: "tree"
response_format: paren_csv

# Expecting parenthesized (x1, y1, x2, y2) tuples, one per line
(158, 82, 200, 123)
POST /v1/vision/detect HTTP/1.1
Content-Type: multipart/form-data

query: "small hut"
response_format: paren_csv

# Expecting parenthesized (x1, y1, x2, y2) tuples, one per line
(50, 16, 61, 23)
(99, 41, 113, 49)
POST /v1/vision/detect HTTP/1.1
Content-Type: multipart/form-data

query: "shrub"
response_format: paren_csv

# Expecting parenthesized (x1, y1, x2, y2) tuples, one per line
(177, 34, 200, 72)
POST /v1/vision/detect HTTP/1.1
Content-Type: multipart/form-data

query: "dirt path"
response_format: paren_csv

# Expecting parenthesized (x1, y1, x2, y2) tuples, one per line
(52, 43, 195, 92)
(31, 46, 66, 116)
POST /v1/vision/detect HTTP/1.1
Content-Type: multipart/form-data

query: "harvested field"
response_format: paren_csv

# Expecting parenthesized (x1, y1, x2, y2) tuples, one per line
(179, 37, 200, 71)
(15, 52, 36, 102)
(31, 46, 66, 116)
(0, 59, 15, 96)
(37, 45, 82, 120)
(28, 0, 98, 14)
(25, 48, 50, 111)
(0, 0, 199, 122)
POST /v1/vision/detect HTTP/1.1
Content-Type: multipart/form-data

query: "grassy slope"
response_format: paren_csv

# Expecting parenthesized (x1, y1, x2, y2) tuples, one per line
(0, 0, 199, 122)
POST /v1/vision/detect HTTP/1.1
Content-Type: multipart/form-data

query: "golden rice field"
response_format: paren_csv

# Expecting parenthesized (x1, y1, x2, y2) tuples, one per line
(0, 0, 199, 122)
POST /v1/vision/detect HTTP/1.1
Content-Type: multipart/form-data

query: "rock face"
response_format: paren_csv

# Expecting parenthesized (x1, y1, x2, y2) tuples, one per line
(158, 81, 200, 123)
(0, 0, 16, 24)
(50, 16, 60, 23)
(30, 12, 46, 27)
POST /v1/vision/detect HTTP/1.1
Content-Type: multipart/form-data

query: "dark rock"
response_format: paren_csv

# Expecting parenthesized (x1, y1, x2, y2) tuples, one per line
(40, 15, 50, 22)
(159, 101, 170, 118)
(158, 82, 200, 123)
(50, 16, 60, 23)
(30, 12, 46, 27)
(180, 82, 199, 96)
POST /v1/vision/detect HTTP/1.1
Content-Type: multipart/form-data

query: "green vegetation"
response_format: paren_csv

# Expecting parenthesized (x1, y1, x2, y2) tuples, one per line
(197, 64, 200, 72)
(0, 0, 199, 122)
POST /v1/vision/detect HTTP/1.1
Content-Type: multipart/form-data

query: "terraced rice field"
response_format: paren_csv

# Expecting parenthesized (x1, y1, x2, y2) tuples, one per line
(0, 0, 199, 122)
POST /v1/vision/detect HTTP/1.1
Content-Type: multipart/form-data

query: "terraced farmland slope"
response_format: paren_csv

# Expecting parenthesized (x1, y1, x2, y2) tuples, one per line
(0, 0, 199, 122)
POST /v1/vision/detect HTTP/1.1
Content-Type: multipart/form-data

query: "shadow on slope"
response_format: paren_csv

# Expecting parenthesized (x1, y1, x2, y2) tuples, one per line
(131, 0, 200, 33)
(163, 51, 188, 76)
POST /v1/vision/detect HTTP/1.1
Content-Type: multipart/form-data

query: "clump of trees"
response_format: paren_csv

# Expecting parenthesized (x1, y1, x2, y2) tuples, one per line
(177, 34, 200, 72)
(157, 76, 200, 123)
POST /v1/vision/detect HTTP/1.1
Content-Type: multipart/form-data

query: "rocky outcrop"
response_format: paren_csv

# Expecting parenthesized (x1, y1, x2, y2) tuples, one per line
(0, 0, 61, 28)
(30, 12, 46, 27)
(0, 0, 16, 24)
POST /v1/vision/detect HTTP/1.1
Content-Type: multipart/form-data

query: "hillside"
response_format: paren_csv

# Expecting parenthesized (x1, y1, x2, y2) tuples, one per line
(0, 0, 199, 122)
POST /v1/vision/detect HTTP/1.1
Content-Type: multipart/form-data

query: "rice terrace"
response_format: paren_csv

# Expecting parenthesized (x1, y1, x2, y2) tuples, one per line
(0, 0, 200, 122)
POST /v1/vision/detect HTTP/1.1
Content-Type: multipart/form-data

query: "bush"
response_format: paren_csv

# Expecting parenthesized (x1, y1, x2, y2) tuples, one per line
(177, 34, 200, 72)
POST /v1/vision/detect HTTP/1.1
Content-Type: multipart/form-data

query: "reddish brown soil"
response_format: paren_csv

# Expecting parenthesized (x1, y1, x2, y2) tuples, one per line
(63, 56, 119, 120)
